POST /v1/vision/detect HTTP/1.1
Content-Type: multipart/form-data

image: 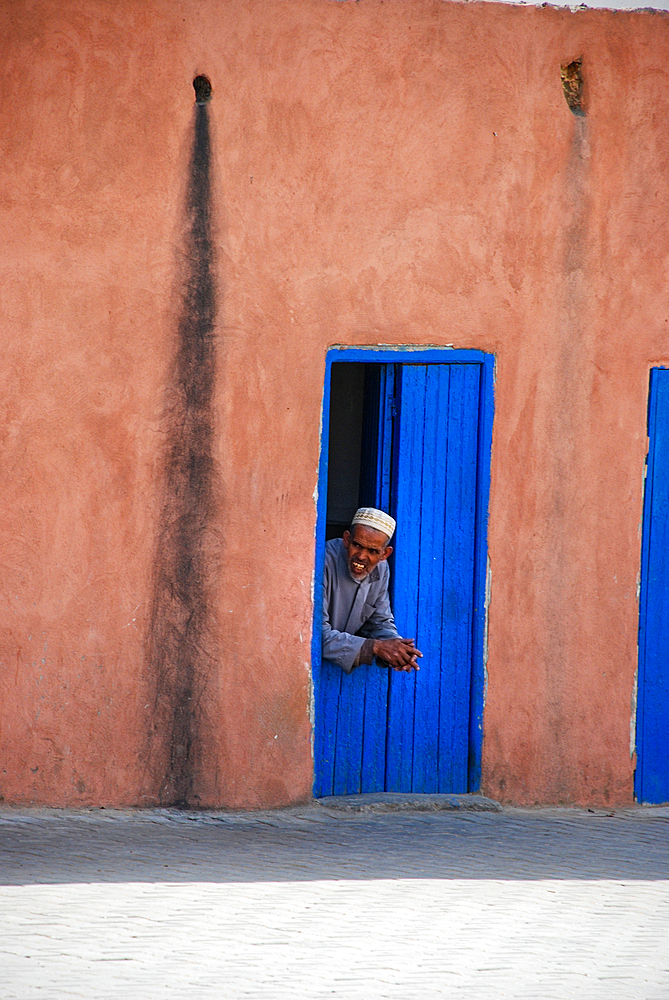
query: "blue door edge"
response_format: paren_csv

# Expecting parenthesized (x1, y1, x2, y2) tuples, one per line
(311, 346, 496, 798)
(635, 367, 666, 803)
(468, 354, 495, 792)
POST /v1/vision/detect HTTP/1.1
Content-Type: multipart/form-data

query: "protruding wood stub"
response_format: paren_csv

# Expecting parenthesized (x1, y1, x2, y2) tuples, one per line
(561, 59, 585, 117)
(193, 75, 212, 105)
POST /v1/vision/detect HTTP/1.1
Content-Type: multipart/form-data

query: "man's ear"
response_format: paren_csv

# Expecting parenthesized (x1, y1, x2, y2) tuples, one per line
(380, 545, 393, 561)
(343, 530, 351, 546)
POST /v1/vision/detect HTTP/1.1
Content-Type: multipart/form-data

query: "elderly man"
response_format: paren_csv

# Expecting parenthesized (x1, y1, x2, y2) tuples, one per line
(322, 507, 422, 674)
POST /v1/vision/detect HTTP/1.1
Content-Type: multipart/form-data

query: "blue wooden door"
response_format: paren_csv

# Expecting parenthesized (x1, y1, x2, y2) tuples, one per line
(387, 364, 481, 792)
(636, 368, 669, 803)
(314, 359, 490, 797)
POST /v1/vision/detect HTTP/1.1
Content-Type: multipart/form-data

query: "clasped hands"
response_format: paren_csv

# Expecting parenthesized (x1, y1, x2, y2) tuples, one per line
(373, 637, 422, 672)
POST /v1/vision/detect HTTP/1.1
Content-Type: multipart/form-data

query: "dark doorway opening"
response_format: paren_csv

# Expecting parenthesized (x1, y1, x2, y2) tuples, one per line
(326, 363, 390, 539)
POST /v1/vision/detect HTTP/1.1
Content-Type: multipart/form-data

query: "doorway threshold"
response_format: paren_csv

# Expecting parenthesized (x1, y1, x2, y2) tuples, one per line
(316, 792, 501, 814)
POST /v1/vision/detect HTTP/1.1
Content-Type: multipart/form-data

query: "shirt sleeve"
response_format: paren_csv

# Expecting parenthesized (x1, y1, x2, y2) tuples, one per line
(322, 555, 367, 674)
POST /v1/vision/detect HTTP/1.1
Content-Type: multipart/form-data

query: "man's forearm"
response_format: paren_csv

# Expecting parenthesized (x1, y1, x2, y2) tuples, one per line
(322, 626, 367, 674)
(352, 637, 375, 668)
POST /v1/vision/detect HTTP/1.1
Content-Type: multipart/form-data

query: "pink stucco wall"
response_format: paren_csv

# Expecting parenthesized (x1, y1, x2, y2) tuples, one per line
(1, 0, 668, 807)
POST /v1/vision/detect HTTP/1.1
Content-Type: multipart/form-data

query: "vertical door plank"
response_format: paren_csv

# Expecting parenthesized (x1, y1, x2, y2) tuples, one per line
(438, 364, 481, 792)
(385, 365, 427, 791)
(410, 364, 450, 792)
(313, 658, 341, 797)
(637, 368, 669, 803)
(375, 365, 395, 512)
(360, 668, 390, 792)
(359, 364, 395, 791)
(333, 663, 366, 795)
(362, 365, 395, 792)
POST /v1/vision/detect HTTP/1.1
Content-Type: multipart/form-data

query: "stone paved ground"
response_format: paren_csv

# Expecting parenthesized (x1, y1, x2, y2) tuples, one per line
(1, 803, 668, 999)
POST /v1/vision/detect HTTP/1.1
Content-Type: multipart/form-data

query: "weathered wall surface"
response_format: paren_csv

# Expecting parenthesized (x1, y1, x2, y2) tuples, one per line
(1, 0, 668, 807)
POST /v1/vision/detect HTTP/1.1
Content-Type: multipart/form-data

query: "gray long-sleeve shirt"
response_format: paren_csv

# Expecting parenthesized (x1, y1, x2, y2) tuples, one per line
(322, 537, 400, 674)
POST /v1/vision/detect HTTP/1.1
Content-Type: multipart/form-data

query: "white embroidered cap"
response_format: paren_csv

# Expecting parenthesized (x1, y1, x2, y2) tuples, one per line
(351, 507, 396, 541)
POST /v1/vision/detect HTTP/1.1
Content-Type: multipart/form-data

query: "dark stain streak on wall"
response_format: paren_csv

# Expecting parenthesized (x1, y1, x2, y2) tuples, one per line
(145, 94, 218, 807)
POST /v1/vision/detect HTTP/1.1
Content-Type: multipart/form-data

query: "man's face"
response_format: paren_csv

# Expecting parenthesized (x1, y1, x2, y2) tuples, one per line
(342, 524, 393, 581)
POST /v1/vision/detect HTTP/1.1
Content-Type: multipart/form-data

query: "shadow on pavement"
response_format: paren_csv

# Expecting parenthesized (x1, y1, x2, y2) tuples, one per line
(1, 807, 668, 886)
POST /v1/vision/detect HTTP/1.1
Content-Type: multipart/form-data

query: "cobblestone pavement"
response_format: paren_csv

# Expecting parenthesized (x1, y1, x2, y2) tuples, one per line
(1, 802, 668, 999)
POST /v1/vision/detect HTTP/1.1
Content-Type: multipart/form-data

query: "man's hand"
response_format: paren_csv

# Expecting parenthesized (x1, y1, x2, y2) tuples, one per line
(373, 637, 423, 672)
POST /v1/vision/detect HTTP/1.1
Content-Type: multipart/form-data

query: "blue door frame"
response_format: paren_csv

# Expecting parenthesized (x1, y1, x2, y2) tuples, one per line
(312, 347, 494, 795)
(636, 367, 669, 803)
